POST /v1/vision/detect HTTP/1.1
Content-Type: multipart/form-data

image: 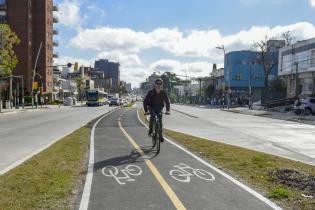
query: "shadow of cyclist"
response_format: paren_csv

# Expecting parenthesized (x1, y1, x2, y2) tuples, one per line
(93, 146, 158, 172)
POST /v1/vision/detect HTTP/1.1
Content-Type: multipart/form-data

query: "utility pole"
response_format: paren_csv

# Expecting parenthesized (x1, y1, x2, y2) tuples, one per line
(294, 62, 299, 97)
(9, 75, 13, 109)
(31, 41, 43, 109)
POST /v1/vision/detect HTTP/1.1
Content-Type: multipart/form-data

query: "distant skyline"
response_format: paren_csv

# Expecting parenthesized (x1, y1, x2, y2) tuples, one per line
(54, 0, 315, 87)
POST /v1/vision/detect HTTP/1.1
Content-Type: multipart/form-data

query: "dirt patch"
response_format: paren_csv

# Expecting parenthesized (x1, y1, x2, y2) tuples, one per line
(269, 168, 315, 197)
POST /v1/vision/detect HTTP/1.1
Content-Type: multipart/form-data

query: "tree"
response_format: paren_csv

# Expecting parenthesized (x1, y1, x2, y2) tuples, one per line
(269, 77, 287, 92)
(205, 84, 215, 98)
(253, 36, 277, 104)
(281, 31, 295, 46)
(161, 72, 181, 95)
(0, 24, 20, 77)
(76, 77, 85, 102)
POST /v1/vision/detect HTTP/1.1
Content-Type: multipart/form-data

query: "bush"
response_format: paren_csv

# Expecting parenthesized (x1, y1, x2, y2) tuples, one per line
(24, 96, 32, 104)
(52, 100, 63, 105)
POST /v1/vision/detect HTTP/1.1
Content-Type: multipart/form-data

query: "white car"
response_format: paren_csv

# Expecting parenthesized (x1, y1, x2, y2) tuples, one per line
(294, 97, 315, 115)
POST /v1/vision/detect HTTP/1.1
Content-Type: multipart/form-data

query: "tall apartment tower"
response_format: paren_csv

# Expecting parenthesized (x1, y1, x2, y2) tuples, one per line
(0, 0, 58, 94)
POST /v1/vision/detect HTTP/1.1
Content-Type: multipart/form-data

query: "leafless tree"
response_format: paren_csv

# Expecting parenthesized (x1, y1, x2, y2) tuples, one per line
(253, 36, 278, 104)
(281, 31, 295, 46)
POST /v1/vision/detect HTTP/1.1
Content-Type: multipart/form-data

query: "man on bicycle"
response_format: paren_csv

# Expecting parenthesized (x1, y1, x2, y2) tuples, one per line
(143, 78, 170, 142)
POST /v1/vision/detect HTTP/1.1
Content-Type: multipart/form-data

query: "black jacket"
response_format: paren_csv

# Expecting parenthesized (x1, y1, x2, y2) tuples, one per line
(143, 89, 170, 112)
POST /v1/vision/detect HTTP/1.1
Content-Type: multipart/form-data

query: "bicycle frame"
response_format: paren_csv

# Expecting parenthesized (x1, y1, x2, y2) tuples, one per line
(151, 112, 162, 154)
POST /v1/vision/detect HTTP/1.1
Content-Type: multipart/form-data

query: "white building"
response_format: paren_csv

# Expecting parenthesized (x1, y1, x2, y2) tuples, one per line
(278, 37, 315, 97)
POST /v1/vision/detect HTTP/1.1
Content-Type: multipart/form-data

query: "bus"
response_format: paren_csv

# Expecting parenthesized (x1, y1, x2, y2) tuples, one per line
(86, 90, 108, 106)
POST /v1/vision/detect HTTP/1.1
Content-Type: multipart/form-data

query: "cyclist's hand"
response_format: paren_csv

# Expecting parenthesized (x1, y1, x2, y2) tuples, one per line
(165, 111, 170, 115)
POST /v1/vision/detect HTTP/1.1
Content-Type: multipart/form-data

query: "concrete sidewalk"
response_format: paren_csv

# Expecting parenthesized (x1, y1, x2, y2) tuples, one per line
(0, 103, 88, 115)
(222, 107, 315, 126)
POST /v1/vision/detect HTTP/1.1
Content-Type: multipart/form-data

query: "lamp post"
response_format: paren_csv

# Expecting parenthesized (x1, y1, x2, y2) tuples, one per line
(31, 42, 43, 109)
(216, 45, 230, 109)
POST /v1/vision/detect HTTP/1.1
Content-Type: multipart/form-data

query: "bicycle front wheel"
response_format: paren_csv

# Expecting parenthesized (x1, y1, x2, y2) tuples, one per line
(156, 121, 161, 155)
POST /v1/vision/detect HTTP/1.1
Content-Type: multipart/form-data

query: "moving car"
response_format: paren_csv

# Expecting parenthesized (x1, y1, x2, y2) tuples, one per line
(109, 97, 121, 106)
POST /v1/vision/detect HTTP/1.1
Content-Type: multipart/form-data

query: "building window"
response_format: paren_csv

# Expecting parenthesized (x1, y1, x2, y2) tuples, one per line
(295, 51, 308, 70)
(235, 74, 242, 80)
(282, 54, 292, 73)
(311, 50, 315, 68)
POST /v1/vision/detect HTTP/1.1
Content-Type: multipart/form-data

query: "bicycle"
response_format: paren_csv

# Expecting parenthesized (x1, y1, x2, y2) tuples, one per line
(145, 111, 169, 155)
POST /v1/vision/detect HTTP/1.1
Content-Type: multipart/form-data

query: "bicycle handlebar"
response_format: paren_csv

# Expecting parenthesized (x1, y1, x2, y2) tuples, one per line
(144, 112, 170, 115)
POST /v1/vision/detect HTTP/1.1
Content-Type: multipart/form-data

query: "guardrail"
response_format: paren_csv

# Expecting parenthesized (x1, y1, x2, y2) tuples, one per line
(264, 97, 296, 109)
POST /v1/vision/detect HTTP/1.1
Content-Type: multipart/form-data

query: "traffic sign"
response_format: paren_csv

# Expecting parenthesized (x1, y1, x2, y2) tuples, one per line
(67, 63, 72, 68)
(33, 82, 38, 89)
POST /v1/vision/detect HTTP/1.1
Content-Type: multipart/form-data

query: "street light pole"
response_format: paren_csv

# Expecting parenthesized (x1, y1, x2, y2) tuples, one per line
(216, 45, 231, 109)
(31, 41, 43, 109)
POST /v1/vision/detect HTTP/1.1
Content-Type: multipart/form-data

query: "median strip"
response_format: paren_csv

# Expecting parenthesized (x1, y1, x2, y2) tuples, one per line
(0, 126, 90, 210)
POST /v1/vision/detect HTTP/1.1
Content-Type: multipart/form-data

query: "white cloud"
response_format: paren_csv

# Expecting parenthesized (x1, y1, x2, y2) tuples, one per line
(97, 51, 143, 67)
(69, 22, 315, 61)
(64, 22, 315, 87)
(54, 56, 94, 67)
(69, 27, 152, 53)
(56, 0, 82, 28)
(149, 59, 214, 78)
(310, 0, 315, 7)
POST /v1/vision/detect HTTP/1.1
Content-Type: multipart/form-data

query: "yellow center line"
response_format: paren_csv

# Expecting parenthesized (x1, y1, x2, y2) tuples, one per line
(118, 120, 187, 210)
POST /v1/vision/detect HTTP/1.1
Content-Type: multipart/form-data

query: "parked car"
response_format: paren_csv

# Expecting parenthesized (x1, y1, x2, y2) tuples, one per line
(293, 97, 315, 115)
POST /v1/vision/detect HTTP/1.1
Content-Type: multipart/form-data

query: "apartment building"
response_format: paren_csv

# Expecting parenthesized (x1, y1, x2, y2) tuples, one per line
(0, 0, 58, 94)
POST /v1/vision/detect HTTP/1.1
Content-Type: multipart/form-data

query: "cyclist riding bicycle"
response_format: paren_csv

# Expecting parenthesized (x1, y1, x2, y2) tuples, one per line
(143, 78, 170, 142)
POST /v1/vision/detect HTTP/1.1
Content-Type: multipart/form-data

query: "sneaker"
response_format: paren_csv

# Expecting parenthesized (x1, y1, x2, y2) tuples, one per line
(160, 136, 164, 142)
(148, 129, 153, 137)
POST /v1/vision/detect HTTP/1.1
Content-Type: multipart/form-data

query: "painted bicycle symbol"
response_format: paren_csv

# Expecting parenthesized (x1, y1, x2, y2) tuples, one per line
(169, 163, 215, 183)
(102, 165, 142, 185)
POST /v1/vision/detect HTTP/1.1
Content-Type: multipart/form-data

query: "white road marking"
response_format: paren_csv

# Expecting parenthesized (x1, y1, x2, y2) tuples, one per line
(79, 108, 120, 210)
(169, 163, 215, 183)
(102, 165, 142, 185)
(136, 109, 283, 210)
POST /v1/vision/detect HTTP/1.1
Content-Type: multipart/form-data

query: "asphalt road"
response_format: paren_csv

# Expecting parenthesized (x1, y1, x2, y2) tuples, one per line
(0, 105, 115, 174)
(164, 104, 315, 166)
(82, 108, 279, 210)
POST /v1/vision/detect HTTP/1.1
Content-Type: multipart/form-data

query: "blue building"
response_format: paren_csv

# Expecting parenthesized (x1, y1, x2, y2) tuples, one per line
(224, 50, 278, 101)
(94, 59, 120, 90)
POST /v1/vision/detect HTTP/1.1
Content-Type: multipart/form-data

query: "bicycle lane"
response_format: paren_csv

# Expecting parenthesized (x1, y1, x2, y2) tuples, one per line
(84, 108, 175, 210)
(119, 108, 281, 210)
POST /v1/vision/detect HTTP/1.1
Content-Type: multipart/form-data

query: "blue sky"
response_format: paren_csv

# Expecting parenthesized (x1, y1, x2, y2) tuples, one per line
(54, 0, 315, 87)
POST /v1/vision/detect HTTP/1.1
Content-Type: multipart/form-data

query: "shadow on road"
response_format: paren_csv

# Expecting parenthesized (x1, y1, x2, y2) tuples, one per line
(93, 146, 158, 172)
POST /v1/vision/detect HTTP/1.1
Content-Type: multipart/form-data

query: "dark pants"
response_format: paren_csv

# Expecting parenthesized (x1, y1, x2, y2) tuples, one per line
(148, 107, 163, 135)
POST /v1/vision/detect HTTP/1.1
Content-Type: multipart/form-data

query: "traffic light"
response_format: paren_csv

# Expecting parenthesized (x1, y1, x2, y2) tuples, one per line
(33, 82, 38, 90)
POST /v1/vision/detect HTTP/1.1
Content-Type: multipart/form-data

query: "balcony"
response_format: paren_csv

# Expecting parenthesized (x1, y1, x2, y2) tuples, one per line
(53, 52, 59, 58)
(53, 16, 59, 23)
(53, 5, 58, 12)
(53, 29, 59, 35)
(53, 40, 59, 47)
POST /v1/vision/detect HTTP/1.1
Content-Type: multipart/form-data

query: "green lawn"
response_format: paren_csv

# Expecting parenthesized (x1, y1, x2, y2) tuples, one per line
(0, 127, 90, 210)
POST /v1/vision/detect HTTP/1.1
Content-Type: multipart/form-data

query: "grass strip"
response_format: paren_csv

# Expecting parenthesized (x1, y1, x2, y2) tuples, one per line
(139, 108, 315, 210)
(0, 127, 90, 210)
